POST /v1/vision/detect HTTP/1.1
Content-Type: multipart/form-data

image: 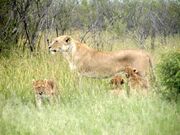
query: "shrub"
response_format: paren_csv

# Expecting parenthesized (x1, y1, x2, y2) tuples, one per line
(156, 51, 180, 101)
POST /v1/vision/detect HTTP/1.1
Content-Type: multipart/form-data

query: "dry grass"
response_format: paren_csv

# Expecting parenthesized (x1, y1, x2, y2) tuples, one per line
(0, 35, 179, 135)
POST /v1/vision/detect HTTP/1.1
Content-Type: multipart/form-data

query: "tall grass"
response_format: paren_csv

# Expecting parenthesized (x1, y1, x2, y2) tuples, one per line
(0, 44, 179, 134)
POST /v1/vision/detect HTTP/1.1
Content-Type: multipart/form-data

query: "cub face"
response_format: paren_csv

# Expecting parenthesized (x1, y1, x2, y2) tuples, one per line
(33, 80, 55, 96)
(110, 75, 124, 88)
(48, 35, 72, 53)
(32, 79, 56, 107)
(124, 66, 139, 78)
(110, 75, 124, 85)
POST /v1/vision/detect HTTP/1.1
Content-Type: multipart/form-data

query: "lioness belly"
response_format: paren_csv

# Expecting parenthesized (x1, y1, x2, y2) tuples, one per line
(77, 62, 124, 78)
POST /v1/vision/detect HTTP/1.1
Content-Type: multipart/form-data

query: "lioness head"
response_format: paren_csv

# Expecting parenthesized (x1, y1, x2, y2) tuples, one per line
(49, 35, 73, 53)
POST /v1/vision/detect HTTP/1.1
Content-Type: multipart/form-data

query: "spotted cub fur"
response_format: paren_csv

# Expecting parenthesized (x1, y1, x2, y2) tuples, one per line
(32, 79, 56, 107)
(124, 66, 148, 90)
(110, 75, 124, 88)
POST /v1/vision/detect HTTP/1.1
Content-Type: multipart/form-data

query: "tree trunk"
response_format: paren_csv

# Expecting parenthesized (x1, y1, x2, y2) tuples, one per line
(151, 29, 155, 50)
(56, 27, 59, 37)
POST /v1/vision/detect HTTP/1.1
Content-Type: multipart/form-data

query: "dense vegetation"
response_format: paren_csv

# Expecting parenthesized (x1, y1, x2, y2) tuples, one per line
(0, 0, 180, 51)
(157, 51, 180, 101)
(0, 46, 179, 135)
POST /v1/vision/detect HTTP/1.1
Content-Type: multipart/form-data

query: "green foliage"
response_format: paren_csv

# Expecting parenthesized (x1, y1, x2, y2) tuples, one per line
(157, 51, 180, 100)
(1, 0, 180, 50)
(0, 48, 180, 135)
(110, 20, 126, 36)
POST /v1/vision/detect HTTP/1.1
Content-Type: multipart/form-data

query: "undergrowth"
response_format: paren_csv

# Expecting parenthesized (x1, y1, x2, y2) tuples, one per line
(0, 45, 179, 135)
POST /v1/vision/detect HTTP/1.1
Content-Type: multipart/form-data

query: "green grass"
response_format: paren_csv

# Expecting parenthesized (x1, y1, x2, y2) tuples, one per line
(0, 45, 179, 135)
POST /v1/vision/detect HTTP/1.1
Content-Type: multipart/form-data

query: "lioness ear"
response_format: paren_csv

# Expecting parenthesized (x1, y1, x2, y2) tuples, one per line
(65, 36, 71, 43)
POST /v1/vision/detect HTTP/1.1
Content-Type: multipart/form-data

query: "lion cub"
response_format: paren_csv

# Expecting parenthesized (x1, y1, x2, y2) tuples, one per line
(124, 66, 148, 90)
(109, 75, 125, 96)
(32, 79, 57, 107)
(110, 75, 124, 88)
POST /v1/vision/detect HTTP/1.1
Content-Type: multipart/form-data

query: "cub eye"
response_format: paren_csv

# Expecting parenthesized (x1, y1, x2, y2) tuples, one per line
(125, 73, 129, 78)
(55, 40, 58, 43)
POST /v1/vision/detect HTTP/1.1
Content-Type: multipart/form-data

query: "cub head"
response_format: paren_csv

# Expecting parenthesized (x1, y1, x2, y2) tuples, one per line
(48, 35, 73, 54)
(32, 79, 55, 96)
(33, 80, 46, 95)
(110, 75, 124, 85)
(125, 66, 139, 78)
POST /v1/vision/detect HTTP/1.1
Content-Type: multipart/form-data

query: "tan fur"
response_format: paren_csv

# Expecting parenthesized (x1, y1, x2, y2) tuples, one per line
(124, 66, 148, 90)
(49, 35, 153, 78)
(110, 75, 124, 88)
(32, 79, 56, 107)
(109, 89, 126, 96)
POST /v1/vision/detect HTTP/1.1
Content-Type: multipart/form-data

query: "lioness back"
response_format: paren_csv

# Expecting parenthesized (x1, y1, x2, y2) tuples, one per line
(49, 35, 153, 78)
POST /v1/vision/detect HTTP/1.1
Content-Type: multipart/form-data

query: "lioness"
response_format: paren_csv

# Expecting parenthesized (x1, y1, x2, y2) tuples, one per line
(49, 35, 153, 78)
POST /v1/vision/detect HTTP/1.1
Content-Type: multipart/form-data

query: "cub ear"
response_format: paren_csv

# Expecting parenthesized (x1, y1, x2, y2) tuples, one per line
(133, 68, 138, 73)
(47, 80, 55, 89)
(32, 79, 37, 87)
(32, 79, 35, 84)
(65, 36, 71, 43)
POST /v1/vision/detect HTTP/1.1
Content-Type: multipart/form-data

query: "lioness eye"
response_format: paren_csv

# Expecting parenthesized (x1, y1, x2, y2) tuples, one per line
(65, 37, 70, 43)
(55, 40, 58, 43)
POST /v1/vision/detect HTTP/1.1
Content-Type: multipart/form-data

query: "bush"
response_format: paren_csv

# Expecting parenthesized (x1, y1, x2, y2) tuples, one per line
(157, 51, 180, 101)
